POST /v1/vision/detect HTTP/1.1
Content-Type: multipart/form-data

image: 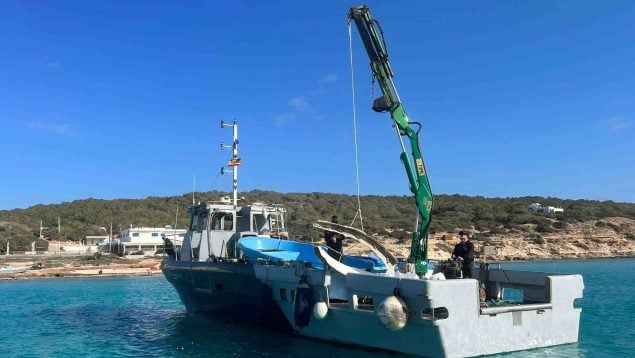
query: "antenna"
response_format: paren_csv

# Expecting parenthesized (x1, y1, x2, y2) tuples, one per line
(192, 174, 196, 205)
(220, 119, 241, 208)
(174, 205, 179, 231)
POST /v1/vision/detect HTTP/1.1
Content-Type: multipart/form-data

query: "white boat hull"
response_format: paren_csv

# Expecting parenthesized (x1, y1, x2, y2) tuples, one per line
(252, 256, 583, 357)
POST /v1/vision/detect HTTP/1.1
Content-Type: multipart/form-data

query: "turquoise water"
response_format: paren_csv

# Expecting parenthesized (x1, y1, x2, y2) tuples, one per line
(494, 259, 634, 357)
(0, 259, 632, 357)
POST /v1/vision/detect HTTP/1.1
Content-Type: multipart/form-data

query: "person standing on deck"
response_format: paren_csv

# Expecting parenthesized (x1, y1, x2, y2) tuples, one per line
(452, 231, 475, 278)
(324, 215, 344, 261)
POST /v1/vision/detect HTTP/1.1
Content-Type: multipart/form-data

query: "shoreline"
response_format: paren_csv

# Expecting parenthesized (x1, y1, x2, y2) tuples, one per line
(476, 253, 635, 262)
(2, 255, 633, 281)
(0, 256, 163, 281)
(0, 270, 162, 281)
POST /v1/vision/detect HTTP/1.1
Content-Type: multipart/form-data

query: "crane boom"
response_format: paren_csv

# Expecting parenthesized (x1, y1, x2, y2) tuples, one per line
(348, 5, 433, 277)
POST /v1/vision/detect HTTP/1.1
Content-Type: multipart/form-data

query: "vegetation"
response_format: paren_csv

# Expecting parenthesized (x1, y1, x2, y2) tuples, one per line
(1, 191, 634, 253)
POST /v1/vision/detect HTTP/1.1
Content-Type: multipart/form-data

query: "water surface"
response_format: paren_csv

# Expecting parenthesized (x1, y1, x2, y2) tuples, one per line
(1, 258, 632, 357)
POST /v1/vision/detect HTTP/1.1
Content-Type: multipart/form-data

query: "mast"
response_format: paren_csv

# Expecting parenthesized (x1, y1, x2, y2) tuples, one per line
(221, 119, 241, 208)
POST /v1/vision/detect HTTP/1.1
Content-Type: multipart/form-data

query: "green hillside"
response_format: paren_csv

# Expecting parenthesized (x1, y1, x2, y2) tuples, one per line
(1, 191, 634, 253)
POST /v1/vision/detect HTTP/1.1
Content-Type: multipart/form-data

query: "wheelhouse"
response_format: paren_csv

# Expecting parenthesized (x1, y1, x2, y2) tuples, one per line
(179, 197, 288, 262)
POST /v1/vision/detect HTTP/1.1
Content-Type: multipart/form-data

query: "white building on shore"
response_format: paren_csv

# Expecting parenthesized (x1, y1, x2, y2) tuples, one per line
(118, 226, 186, 255)
(528, 203, 564, 214)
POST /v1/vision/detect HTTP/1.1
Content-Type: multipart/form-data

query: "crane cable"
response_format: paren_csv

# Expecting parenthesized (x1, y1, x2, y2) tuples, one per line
(348, 21, 364, 231)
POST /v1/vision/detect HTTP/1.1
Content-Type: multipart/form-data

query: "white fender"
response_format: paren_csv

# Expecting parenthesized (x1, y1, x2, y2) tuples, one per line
(313, 301, 328, 319)
(377, 295, 408, 331)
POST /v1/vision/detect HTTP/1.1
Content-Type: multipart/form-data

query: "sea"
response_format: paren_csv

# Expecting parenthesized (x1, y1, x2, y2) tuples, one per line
(0, 258, 632, 358)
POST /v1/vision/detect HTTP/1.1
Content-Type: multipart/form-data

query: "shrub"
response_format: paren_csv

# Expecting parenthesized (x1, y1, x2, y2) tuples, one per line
(471, 233, 487, 240)
(607, 222, 623, 233)
(531, 236, 546, 245)
(595, 221, 608, 228)
(394, 230, 410, 243)
(535, 222, 554, 233)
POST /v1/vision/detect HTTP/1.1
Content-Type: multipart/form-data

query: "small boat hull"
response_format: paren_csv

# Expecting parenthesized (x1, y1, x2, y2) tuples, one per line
(238, 237, 387, 273)
(0, 267, 28, 274)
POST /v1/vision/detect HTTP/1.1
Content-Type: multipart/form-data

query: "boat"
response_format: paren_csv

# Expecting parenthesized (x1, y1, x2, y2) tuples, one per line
(160, 120, 385, 328)
(243, 233, 583, 357)
(238, 237, 387, 273)
(230, 5, 582, 357)
(162, 6, 583, 356)
(0, 265, 29, 274)
(160, 120, 290, 327)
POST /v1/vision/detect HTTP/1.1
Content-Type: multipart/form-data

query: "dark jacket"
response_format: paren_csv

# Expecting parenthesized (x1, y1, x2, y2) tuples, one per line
(452, 241, 475, 263)
(324, 230, 344, 260)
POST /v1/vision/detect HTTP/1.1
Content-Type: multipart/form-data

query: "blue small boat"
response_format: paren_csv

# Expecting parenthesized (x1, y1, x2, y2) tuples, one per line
(238, 236, 387, 273)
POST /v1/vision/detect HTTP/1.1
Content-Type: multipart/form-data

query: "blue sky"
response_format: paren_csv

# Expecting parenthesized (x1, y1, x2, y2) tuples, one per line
(1, 1, 633, 210)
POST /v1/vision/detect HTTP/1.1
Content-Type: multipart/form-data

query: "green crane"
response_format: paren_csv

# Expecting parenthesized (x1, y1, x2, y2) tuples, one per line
(348, 5, 433, 277)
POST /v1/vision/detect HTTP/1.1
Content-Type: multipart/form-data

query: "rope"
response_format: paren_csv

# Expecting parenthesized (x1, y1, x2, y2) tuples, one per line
(348, 21, 364, 231)
(210, 171, 222, 190)
(212, 151, 232, 191)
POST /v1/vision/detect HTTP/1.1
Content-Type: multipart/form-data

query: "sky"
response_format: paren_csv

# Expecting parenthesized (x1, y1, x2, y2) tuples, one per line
(1, 0, 634, 210)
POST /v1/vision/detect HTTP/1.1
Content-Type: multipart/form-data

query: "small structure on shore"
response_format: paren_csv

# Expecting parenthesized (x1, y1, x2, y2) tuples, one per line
(529, 203, 564, 214)
(117, 226, 186, 255)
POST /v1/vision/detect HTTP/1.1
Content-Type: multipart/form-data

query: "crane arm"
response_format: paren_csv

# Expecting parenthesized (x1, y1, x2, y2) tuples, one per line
(348, 5, 433, 277)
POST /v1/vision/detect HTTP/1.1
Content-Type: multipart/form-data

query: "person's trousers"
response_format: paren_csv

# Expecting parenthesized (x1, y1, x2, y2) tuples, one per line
(462, 262, 473, 279)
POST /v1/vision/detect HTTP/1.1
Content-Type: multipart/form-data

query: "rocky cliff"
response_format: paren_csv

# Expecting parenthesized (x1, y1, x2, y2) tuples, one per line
(348, 217, 635, 262)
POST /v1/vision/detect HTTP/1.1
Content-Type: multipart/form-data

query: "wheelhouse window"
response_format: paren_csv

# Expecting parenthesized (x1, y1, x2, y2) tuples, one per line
(189, 210, 209, 232)
(198, 212, 208, 233)
(211, 213, 233, 231)
(269, 214, 286, 232)
(253, 214, 268, 233)
(189, 213, 199, 231)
